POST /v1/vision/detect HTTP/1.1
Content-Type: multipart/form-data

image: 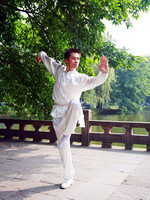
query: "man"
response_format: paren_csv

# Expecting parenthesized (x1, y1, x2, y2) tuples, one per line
(37, 48, 109, 189)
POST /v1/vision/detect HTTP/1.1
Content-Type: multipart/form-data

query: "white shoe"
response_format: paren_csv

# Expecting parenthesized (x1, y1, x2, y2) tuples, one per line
(58, 135, 70, 149)
(60, 178, 74, 189)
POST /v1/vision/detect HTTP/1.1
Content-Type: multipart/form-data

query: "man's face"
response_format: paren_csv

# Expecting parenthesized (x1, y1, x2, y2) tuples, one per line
(65, 53, 80, 71)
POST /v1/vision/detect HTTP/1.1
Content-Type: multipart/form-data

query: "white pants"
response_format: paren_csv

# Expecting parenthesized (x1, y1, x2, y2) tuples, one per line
(53, 99, 83, 180)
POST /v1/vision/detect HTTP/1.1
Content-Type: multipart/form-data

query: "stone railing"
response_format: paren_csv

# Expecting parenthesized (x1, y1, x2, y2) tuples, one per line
(0, 110, 150, 151)
(0, 118, 56, 143)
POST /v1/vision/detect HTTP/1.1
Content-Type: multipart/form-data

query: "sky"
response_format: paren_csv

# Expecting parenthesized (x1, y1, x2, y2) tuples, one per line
(104, 11, 150, 56)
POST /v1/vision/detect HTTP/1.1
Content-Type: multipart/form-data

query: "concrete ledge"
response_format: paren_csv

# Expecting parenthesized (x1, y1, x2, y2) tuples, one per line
(0, 141, 150, 200)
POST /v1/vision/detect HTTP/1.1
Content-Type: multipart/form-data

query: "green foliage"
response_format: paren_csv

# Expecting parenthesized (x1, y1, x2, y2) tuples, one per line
(0, 45, 54, 119)
(93, 36, 139, 69)
(110, 59, 150, 112)
(0, 0, 150, 118)
(95, 68, 115, 107)
(0, 103, 10, 114)
(81, 89, 97, 107)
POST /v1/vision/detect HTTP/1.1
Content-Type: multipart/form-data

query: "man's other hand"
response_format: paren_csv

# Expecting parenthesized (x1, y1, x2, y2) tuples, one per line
(36, 55, 42, 63)
(99, 56, 109, 74)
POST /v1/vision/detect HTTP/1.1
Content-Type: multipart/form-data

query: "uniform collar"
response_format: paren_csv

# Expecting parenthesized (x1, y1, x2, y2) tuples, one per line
(66, 69, 77, 74)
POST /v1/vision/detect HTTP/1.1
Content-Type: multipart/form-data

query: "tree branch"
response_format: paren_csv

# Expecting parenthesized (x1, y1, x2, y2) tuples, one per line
(0, 2, 32, 14)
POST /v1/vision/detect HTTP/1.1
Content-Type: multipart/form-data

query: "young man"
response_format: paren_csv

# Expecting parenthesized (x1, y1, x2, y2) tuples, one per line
(37, 48, 109, 189)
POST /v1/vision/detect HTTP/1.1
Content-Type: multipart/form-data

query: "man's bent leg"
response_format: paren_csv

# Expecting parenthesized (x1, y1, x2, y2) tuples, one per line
(53, 117, 71, 148)
(63, 99, 82, 136)
(55, 99, 82, 143)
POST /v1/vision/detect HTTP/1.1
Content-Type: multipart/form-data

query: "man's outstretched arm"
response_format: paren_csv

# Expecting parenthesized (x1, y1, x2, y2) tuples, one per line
(36, 51, 63, 77)
(79, 55, 109, 92)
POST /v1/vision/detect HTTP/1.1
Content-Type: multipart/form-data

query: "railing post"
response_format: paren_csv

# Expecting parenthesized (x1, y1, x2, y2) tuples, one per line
(19, 123, 25, 141)
(146, 128, 150, 151)
(81, 109, 92, 146)
(4, 122, 13, 140)
(125, 127, 133, 150)
(49, 124, 57, 144)
(33, 124, 42, 142)
(102, 126, 112, 148)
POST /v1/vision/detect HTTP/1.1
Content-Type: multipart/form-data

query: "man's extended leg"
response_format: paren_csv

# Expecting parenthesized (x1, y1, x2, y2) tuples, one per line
(53, 116, 75, 189)
(58, 141, 75, 189)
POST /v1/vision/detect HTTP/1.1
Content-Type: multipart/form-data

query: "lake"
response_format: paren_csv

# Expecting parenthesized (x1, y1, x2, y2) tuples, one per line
(90, 106, 150, 138)
(92, 106, 150, 122)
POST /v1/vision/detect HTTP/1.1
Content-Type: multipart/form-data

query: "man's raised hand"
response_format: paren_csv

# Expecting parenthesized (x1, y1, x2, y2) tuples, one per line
(36, 55, 42, 63)
(99, 56, 109, 74)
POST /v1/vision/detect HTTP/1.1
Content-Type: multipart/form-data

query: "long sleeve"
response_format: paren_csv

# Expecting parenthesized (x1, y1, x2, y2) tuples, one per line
(80, 71, 109, 92)
(38, 51, 64, 77)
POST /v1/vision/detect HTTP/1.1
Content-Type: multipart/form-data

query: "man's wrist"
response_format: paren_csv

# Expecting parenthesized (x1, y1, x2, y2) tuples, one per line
(38, 51, 47, 58)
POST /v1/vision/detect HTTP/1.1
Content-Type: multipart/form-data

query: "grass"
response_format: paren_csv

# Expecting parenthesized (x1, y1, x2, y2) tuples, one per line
(90, 142, 147, 149)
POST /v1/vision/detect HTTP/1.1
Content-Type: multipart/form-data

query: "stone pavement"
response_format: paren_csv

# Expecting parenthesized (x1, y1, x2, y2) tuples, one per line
(0, 141, 150, 200)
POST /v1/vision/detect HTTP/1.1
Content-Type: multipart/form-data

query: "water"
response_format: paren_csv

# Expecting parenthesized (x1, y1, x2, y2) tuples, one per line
(92, 107, 150, 122)
(91, 107, 150, 137)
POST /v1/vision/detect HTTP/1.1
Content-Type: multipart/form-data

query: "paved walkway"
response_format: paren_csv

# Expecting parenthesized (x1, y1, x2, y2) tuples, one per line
(0, 141, 150, 200)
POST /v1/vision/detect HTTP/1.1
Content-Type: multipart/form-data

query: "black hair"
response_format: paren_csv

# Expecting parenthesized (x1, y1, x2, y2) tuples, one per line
(64, 48, 81, 60)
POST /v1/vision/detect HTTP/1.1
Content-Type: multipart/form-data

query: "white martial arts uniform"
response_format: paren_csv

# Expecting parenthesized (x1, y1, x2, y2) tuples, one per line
(39, 51, 108, 180)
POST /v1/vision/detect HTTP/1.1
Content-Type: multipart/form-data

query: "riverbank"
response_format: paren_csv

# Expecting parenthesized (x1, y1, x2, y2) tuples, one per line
(95, 108, 121, 114)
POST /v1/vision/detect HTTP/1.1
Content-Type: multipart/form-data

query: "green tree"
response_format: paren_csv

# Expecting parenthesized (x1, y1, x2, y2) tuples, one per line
(95, 68, 115, 108)
(110, 59, 150, 112)
(1, 0, 150, 119)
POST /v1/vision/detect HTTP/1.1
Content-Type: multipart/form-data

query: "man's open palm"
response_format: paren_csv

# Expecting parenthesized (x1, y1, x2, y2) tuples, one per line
(36, 55, 42, 63)
(99, 56, 109, 73)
